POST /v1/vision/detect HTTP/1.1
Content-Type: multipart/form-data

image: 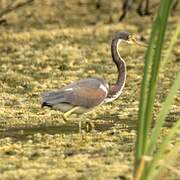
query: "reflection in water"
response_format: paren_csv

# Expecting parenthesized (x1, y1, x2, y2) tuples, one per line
(0, 114, 137, 141)
(0, 122, 112, 141)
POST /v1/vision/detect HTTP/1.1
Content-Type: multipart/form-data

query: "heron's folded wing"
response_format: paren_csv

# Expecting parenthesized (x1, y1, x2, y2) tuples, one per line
(42, 78, 108, 108)
(65, 85, 107, 107)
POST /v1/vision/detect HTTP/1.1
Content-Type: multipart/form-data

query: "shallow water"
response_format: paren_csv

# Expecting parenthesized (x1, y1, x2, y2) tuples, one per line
(0, 0, 179, 179)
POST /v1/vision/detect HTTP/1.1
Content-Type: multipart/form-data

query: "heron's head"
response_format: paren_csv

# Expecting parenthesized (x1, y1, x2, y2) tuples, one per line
(114, 31, 147, 47)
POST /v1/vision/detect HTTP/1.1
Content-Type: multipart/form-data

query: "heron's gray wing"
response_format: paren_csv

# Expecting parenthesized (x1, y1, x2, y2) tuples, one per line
(42, 78, 108, 108)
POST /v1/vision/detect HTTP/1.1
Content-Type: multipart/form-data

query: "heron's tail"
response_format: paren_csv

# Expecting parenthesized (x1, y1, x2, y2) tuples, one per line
(41, 102, 52, 108)
(41, 90, 67, 107)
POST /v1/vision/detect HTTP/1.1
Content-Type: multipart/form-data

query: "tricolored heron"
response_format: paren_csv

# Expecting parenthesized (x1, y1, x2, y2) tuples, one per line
(119, 0, 151, 22)
(41, 31, 145, 129)
(119, 0, 179, 21)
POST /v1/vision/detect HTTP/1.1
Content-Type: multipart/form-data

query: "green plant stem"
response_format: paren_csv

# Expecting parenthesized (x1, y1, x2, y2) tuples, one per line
(142, 0, 173, 154)
(135, 12, 158, 169)
(135, 0, 175, 177)
(134, 156, 152, 180)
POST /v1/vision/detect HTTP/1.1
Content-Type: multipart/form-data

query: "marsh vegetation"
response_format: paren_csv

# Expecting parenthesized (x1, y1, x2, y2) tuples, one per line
(0, 0, 179, 179)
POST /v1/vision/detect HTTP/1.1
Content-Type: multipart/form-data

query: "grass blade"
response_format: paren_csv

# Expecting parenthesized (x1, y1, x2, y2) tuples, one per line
(146, 120, 180, 179)
(146, 73, 180, 155)
(161, 22, 180, 68)
(135, 9, 158, 168)
(153, 142, 180, 179)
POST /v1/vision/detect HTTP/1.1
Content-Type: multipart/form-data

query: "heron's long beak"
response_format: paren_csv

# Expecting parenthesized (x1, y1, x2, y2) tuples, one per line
(131, 36, 148, 48)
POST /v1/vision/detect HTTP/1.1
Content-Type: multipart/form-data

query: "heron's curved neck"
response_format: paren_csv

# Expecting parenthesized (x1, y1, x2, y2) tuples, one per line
(108, 38, 126, 98)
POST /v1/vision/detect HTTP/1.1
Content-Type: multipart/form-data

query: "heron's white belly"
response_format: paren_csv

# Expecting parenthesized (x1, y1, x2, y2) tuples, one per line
(53, 103, 92, 114)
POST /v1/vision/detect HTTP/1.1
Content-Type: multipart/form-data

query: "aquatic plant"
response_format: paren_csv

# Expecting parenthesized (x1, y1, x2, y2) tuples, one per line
(134, 0, 180, 179)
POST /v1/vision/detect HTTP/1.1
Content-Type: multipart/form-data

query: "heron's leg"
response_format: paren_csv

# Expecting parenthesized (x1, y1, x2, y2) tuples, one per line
(85, 120, 95, 132)
(145, 0, 150, 15)
(119, 0, 132, 22)
(137, 0, 144, 16)
(62, 106, 80, 121)
(79, 120, 82, 133)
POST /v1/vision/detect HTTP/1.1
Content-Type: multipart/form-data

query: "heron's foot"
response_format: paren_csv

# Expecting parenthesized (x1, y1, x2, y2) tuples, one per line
(85, 121, 95, 132)
(144, 10, 152, 16)
(78, 120, 95, 133)
(137, 7, 144, 16)
(137, 8, 152, 16)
